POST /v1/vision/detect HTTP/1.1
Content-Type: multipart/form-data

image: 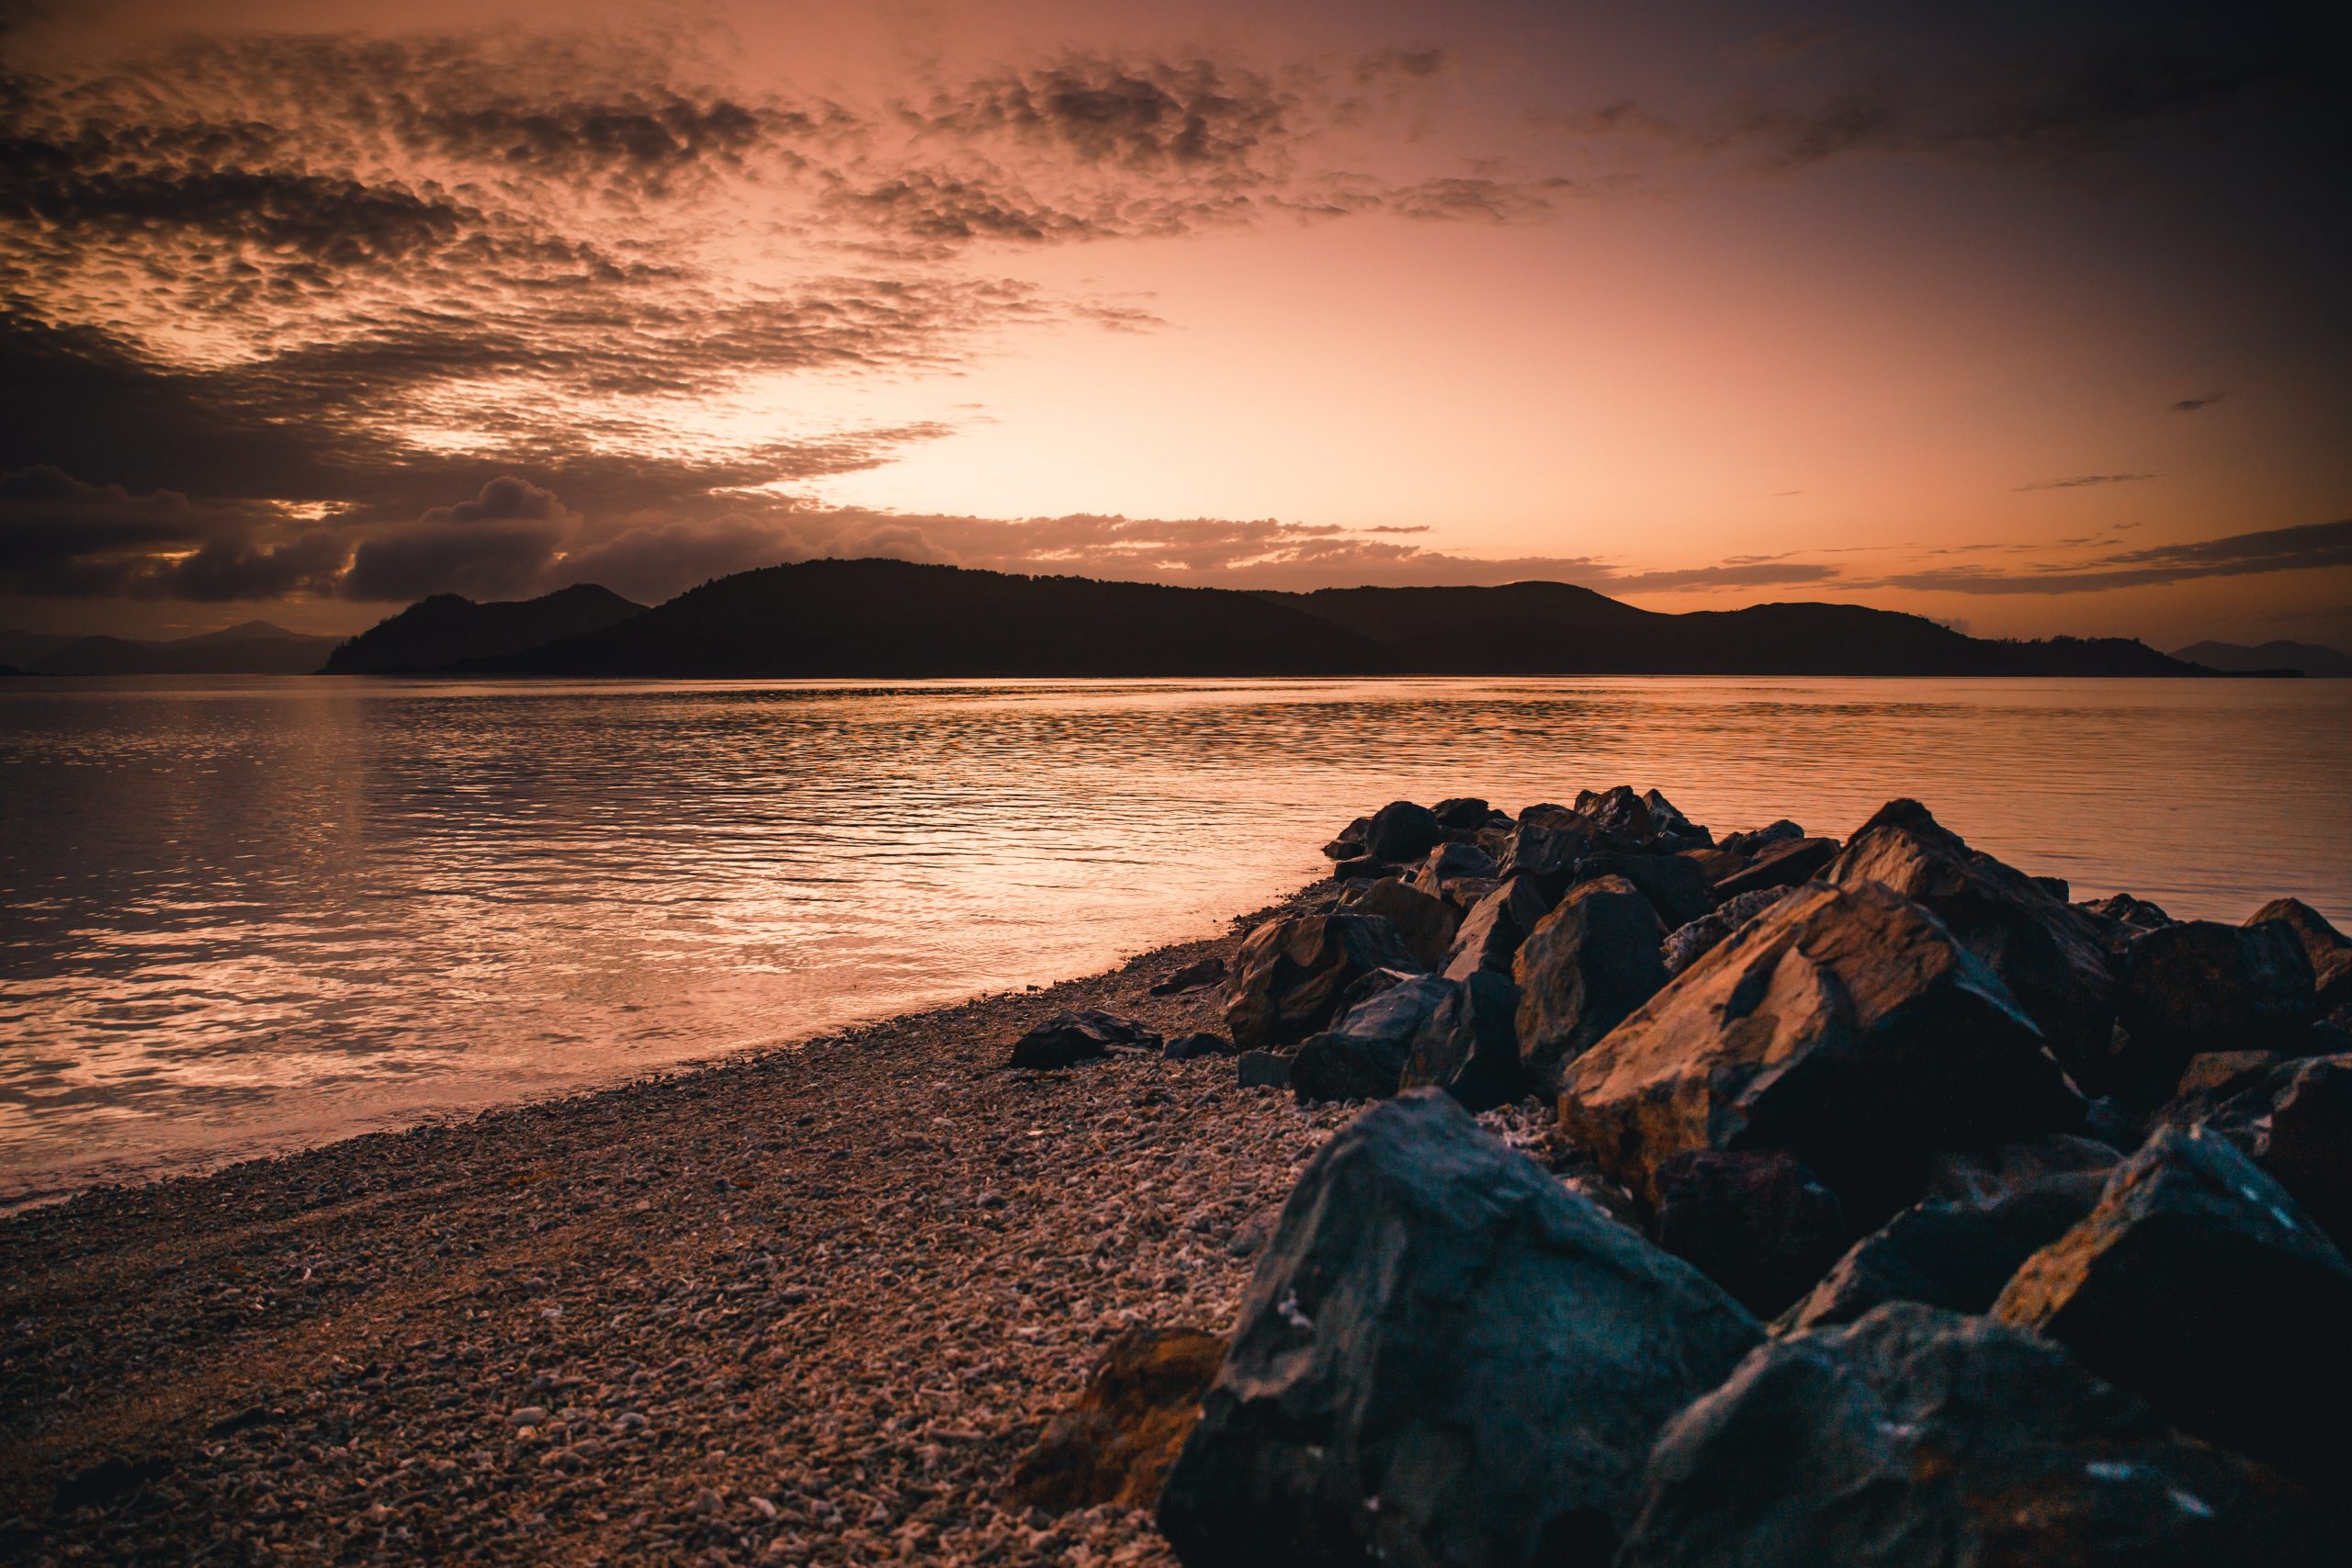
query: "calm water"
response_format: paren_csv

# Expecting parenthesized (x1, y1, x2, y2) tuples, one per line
(3, 674, 2347, 1203)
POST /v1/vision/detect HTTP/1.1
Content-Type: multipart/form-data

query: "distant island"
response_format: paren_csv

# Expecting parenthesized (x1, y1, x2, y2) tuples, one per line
(11, 563, 2338, 680)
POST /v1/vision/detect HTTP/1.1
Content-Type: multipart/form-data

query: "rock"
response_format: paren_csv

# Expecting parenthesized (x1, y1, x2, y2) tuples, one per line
(1010, 1327, 1226, 1513)
(1826, 798, 2119, 1093)
(2175, 1049, 2282, 1099)
(1649, 1150, 1848, 1318)
(1717, 819, 1803, 856)
(1557, 881, 2082, 1221)
(1363, 800, 1442, 863)
(1289, 976, 1456, 1104)
(1574, 784, 1656, 840)
(2248, 897, 2352, 1010)
(1161, 1032, 1235, 1060)
(1641, 788, 1706, 843)
(1675, 845, 1749, 884)
(1617, 1303, 2324, 1568)
(1709, 836, 1838, 897)
(1009, 1010, 1161, 1068)
(1400, 970, 1526, 1112)
(1158, 1090, 1762, 1568)
(1512, 874, 1668, 1096)
(2112, 919, 2316, 1099)
(1412, 840, 1499, 898)
(1150, 956, 1227, 996)
(1497, 818, 1600, 883)
(2080, 891, 2175, 930)
(1919, 1133, 2120, 1210)
(1438, 874, 1499, 915)
(1576, 852, 1713, 931)
(1236, 1051, 1292, 1089)
(1223, 913, 1425, 1050)
(1332, 853, 1395, 881)
(1658, 887, 1792, 977)
(1325, 815, 1373, 858)
(1993, 1125, 2352, 1480)
(1776, 1202, 2030, 1332)
(1442, 875, 1555, 981)
(1430, 795, 1494, 830)
(1333, 964, 1419, 1015)
(2156, 1054, 2352, 1253)
(1340, 877, 1459, 972)
(2030, 874, 2071, 900)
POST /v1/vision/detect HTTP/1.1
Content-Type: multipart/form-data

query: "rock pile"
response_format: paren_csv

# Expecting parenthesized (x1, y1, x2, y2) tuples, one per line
(1143, 789, 2350, 1563)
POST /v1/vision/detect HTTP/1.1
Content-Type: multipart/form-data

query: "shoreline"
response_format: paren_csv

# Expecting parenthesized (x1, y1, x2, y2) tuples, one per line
(1, 875, 1432, 1563)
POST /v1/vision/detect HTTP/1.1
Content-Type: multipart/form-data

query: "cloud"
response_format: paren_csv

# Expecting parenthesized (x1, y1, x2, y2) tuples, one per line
(2016, 473, 2154, 491)
(2169, 390, 2229, 412)
(1881, 517, 2352, 595)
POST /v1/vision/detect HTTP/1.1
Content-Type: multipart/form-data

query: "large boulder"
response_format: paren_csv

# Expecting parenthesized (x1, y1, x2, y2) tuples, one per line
(1011, 1327, 1225, 1513)
(2247, 897, 2352, 1011)
(1223, 913, 1424, 1050)
(1400, 970, 1527, 1111)
(1414, 840, 1499, 900)
(1826, 798, 2119, 1093)
(1158, 1091, 1762, 1568)
(1574, 784, 1655, 840)
(1340, 877, 1460, 972)
(1577, 852, 1713, 931)
(2112, 919, 2316, 1099)
(1443, 876, 1555, 981)
(1710, 836, 1838, 897)
(1557, 881, 2082, 1221)
(1430, 795, 1495, 830)
(2153, 1054, 2352, 1256)
(1289, 976, 1456, 1104)
(1993, 1125, 2352, 1480)
(1363, 800, 1442, 863)
(1776, 1202, 2030, 1332)
(1009, 1010, 1161, 1068)
(1919, 1133, 2118, 1248)
(1658, 887, 1793, 977)
(1648, 1150, 1849, 1318)
(1717, 819, 1803, 857)
(1617, 1303, 2324, 1567)
(1512, 874, 1668, 1096)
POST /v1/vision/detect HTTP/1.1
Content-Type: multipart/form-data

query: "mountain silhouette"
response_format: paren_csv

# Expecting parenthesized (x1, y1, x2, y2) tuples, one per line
(2173, 639, 2351, 677)
(460, 558, 2226, 679)
(323, 584, 648, 673)
(27, 625, 342, 675)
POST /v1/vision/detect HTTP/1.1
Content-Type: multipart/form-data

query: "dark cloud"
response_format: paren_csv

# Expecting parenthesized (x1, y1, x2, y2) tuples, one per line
(1882, 517, 2352, 595)
(2016, 473, 2154, 491)
(2169, 389, 2229, 412)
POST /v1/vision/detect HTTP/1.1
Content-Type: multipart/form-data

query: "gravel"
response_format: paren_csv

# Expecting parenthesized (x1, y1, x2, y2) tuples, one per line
(2, 880, 1585, 1566)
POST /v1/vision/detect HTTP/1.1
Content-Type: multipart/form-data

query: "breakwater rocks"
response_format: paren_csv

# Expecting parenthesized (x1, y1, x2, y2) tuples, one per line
(1023, 787, 2352, 1564)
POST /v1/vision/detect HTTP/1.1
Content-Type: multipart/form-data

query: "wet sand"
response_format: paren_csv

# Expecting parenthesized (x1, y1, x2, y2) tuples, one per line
(3, 881, 1508, 1565)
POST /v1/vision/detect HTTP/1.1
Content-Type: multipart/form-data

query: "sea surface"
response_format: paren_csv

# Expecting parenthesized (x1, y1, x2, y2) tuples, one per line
(4, 674, 2347, 1204)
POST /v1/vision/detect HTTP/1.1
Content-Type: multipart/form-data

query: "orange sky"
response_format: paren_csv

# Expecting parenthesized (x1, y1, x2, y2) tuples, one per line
(3, 0, 2346, 648)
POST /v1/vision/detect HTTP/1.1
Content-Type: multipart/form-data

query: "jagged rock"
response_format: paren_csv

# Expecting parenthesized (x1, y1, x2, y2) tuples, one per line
(1826, 798, 2119, 1093)
(1008, 1010, 1161, 1068)
(1650, 1150, 1849, 1318)
(1710, 836, 1838, 897)
(1150, 956, 1227, 996)
(1557, 881, 2082, 1221)
(1658, 887, 1793, 977)
(1920, 1133, 2120, 1210)
(1158, 1090, 1762, 1568)
(1575, 784, 1656, 840)
(1676, 845, 1749, 884)
(1512, 874, 1667, 1096)
(2112, 919, 2316, 1099)
(1498, 817, 1600, 883)
(1993, 1126, 2352, 1480)
(1236, 1051, 1292, 1089)
(1333, 964, 1419, 1015)
(2080, 891, 2174, 929)
(1364, 800, 1442, 863)
(2030, 874, 2071, 900)
(1717, 819, 1803, 856)
(1412, 840, 1499, 900)
(1289, 976, 1455, 1104)
(1332, 853, 1396, 881)
(1011, 1327, 1226, 1512)
(1400, 970, 1526, 1112)
(1641, 788, 1707, 844)
(1438, 874, 1499, 915)
(1443, 876, 1555, 981)
(1162, 1032, 1236, 1060)
(1777, 1202, 2030, 1332)
(2155, 1055, 2352, 1253)
(1617, 1303, 2324, 1567)
(2174, 1049, 2283, 1100)
(1430, 796, 1495, 830)
(2249, 897, 2352, 1010)
(1340, 877, 1460, 972)
(1223, 913, 1424, 1049)
(1576, 852, 1713, 931)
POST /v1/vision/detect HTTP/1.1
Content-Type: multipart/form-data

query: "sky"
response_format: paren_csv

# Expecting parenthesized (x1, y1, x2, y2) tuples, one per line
(2, 0, 2347, 647)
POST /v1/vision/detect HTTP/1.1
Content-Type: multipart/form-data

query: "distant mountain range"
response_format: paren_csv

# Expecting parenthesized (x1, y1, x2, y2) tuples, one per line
(0, 620, 343, 675)
(321, 584, 646, 673)
(457, 558, 2235, 679)
(2172, 639, 2352, 677)
(8, 566, 2314, 680)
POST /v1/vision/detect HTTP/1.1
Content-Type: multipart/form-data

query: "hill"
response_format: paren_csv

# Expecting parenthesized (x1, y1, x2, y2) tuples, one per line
(2173, 639, 2351, 677)
(27, 625, 343, 675)
(471, 558, 2224, 679)
(322, 584, 648, 674)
